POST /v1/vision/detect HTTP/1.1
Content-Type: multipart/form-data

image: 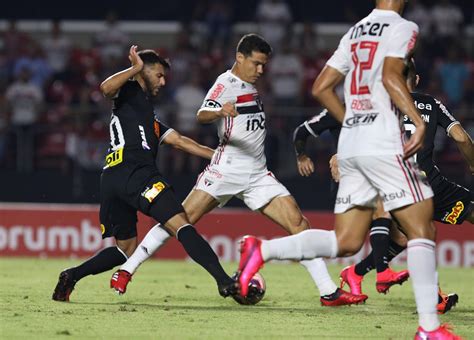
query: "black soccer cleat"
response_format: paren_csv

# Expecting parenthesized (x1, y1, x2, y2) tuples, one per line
(52, 269, 77, 302)
(218, 279, 239, 298)
(437, 292, 459, 314)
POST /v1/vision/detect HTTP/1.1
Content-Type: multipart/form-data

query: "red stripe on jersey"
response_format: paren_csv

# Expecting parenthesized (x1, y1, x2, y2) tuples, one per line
(236, 93, 258, 104)
(396, 155, 417, 202)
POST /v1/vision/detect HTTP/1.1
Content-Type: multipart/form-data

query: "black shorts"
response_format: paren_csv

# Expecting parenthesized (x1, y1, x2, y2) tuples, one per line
(431, 175, 473, 225)
(99, 163, 184, 240)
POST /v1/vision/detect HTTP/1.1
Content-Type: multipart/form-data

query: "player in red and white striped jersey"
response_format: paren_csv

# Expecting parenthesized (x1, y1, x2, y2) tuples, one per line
(112, 34, 366, 306)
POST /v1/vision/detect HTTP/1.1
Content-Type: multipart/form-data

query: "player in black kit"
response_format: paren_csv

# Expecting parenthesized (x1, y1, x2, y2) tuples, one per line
(52, 46, 237, 302)
(294, 59, 473, 313)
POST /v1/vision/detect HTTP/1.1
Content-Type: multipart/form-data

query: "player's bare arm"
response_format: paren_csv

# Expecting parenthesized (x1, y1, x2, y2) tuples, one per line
(197, 102, 239, 124)
(311, 66, 346, 123)
(449, 124, 474, 174)
(162, 130, 214, 160)
(382, 57, 425, 159)
(100, 45, 144, 98)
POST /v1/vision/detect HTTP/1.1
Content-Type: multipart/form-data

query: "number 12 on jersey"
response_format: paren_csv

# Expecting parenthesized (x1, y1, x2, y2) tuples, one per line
(350, 41, 379, 95)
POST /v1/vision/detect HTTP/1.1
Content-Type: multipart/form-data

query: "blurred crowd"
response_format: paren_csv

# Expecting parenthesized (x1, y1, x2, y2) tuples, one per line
(0, 0, 473, 183)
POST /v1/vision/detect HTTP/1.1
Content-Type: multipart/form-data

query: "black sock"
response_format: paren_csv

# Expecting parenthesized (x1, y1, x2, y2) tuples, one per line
(71, 246, 127, 281)
(177, 224, 232, 286)
(369, 218, 392, 273)
(354, 252, 375, 276)
(387, 239, 406, 262)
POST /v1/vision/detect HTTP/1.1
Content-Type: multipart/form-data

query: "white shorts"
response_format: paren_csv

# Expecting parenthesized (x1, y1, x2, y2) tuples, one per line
(335, 155, 433, 214)
(194, 164, 290, 211)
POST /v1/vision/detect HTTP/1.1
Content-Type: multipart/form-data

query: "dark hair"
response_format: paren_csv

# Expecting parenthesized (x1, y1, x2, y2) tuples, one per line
(137, 49, 171, 69)
(236, 34, 272, 57)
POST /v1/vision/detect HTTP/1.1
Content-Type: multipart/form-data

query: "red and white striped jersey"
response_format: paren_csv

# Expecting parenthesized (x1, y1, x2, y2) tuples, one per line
(326, 9, 419, 159)
(198, 70, 267, 172)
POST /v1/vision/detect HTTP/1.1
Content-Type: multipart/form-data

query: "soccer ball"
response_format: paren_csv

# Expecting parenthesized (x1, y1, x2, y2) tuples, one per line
(231, 272, 266, 305)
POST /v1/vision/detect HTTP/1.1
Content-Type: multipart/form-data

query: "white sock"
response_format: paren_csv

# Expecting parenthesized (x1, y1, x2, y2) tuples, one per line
(407, 238, 439, 332)
(300, 258, 338, 296)
(120, 224, 170, 274)
(261, 229, 338, 261)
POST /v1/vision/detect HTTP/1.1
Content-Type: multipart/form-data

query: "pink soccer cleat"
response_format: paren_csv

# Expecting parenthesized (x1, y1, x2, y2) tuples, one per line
(340, 265, 364, 295)
(237, 235, 264, 297)
(376, 268, 409, 294)
(414, 324, 463, 340)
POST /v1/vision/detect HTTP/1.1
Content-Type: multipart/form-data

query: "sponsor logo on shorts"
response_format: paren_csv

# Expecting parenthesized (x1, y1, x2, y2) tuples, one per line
(344, 113, 378, 127)
(444, 201, 464, 225)
(142, 181, 166, 203)
(207, 169, 223, 179)
(204, 178, 214, 186)
(336, 196, 351, 205)
(100, 224, 105, 235)
(382, 190, 406, 202)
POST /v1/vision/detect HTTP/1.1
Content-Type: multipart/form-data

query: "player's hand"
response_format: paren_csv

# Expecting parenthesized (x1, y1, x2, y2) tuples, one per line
(128, 45, 144, 73)
(329, 154, 340, 182)
(219, 102, 238, 118)
(297, 154, 314, 177)
(403, 123, 425, 160)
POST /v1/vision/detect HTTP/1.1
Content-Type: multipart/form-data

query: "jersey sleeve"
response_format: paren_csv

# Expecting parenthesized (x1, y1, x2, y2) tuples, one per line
(198, 80, 235, 112)
(386, 21, 419, 59)
(433, 98, 459, 136)
(153, 119, 175, 145)
(326, 31, 351, 75)
(304, 110, 341, 137)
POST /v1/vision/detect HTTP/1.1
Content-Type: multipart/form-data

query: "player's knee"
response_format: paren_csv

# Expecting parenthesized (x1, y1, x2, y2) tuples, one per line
(116, 238, 138, 257)
(286, 214, 309, 234)
(405, 222, 436, 241)
(336, 235, 363, 257)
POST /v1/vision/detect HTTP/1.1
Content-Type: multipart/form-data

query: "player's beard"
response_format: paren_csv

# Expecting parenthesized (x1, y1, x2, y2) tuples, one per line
(143, 76, 158, 98)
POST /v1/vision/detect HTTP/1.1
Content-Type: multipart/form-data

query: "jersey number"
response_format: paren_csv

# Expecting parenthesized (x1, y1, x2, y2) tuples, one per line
(350, 41, 379, 95)
(404, 123, 418, 162)
(110, 114, 125, 150)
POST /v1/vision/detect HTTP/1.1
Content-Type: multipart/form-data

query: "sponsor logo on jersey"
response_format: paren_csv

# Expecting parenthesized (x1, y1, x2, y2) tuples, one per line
(142, 181, 166, 203)
(246, 114, 265, 131)
(403, 114, 430, 123)
(336, 195, 351, 205)
(139, 125, 151, 150)
(444, 201, 464, 224)
(350, 22, 390, 39)
(344, 113, 378, 127)
(434, 98, 456, 122)
(104, 148, 123, 168)
(204, 99, 222, 109)
(351, 99, 373, 110)
(209, 83, 225, 100)
(382, 190, 406, 202)
(413, 100, 432, 111)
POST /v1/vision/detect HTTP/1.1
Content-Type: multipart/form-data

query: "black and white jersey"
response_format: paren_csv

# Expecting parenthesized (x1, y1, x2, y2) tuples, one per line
(104, 80, 173, 169)
(403, 92, 459, 180)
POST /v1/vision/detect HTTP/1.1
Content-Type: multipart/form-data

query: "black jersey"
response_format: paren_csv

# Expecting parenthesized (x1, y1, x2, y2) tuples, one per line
(403, 92, 459, 180)
(104, 80, 173, 169)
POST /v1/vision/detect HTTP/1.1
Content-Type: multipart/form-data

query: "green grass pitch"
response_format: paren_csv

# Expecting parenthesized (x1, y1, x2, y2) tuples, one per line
(0, 258, 472, 339)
